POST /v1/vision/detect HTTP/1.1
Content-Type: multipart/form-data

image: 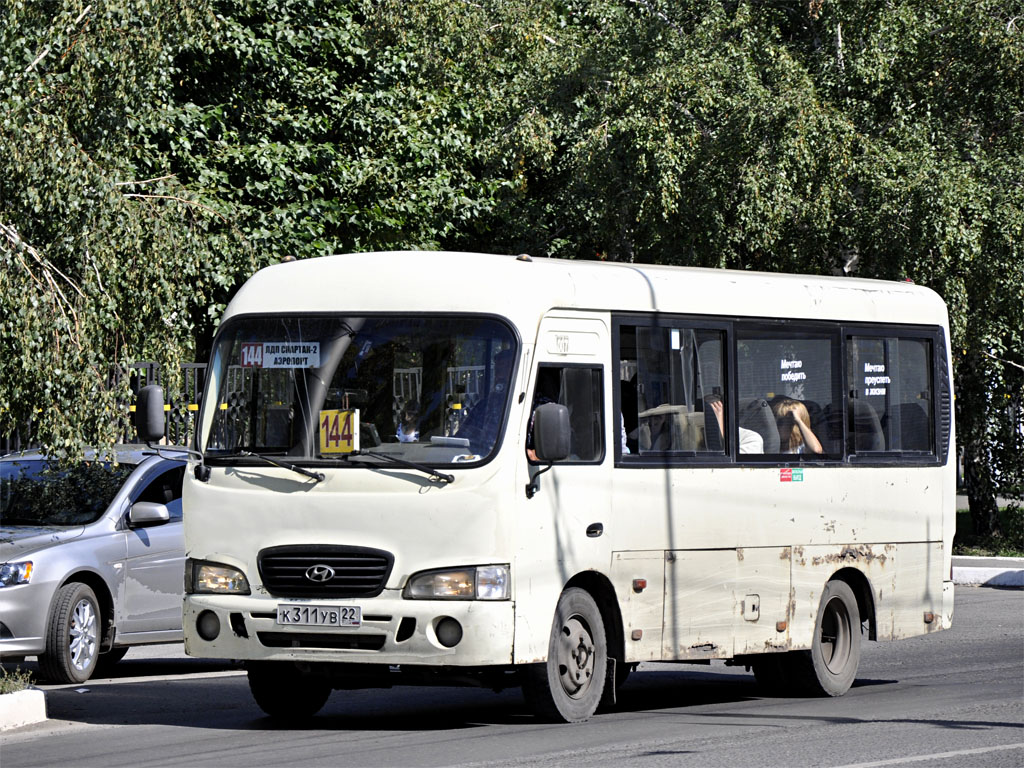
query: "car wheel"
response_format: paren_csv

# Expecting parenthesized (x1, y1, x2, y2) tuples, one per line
(522, 587, 608, 723)
(39, 582, 101, 684)
(247, 662, 331, 721)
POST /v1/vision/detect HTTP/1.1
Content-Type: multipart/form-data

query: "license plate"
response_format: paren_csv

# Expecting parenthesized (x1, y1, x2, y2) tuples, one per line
(276, 604, 361, 627)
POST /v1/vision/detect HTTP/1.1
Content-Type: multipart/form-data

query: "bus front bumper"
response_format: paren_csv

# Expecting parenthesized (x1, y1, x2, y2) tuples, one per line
(183, 592, 515, 667)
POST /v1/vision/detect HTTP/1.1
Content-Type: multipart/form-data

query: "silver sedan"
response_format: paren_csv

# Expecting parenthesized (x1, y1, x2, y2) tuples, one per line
(0, 446, 187, 683)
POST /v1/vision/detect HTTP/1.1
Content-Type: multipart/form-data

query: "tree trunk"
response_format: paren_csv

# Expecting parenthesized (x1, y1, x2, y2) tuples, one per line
(965, 444, 1001, 538)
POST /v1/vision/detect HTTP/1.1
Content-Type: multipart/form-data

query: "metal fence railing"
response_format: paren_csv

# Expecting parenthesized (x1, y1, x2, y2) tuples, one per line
(1, 362, 208, 454)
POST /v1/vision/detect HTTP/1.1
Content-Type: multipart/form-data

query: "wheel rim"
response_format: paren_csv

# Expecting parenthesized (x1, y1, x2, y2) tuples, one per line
(556, 616, 595, 700)
(69, 598, 98, 672)
(819, 596, 851, 674)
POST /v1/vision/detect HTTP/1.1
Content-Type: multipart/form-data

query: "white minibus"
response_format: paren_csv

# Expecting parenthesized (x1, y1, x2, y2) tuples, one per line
(138, 251, 955, 722)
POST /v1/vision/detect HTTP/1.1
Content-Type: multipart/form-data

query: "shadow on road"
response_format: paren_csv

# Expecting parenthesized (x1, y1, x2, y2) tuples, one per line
(6, 661, 907, 733)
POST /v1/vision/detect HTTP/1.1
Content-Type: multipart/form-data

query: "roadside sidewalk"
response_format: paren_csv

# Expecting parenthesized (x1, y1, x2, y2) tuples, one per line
(952, 555, 1024, 588)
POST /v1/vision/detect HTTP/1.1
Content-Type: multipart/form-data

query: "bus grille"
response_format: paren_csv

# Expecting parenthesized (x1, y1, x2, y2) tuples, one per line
(257, 632, 385, 651)
(257, 545, 394, 598)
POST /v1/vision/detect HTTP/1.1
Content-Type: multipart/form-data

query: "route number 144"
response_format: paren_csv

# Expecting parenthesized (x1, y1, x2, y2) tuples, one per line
(319, 409, 360, 454)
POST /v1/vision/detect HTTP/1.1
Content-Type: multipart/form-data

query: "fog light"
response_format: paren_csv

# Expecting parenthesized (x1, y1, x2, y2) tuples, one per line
(197, 610, 221, 641)
(435, 617, 463, 648)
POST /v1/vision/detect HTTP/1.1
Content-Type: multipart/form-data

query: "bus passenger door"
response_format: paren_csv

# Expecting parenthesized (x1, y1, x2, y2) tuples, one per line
(513, 314, 613, 664)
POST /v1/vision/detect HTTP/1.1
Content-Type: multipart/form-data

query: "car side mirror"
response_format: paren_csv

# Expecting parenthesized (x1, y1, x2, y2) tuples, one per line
(533, 402, 570, 462)
(136, 385, 166, 444)
(129, 501, 170, 528)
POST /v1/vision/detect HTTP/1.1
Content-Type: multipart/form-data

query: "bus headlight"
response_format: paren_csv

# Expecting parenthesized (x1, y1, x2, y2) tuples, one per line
(0, 561, 32, 588)
(186, 559, 251, 595)
(403, 564, 510, 600)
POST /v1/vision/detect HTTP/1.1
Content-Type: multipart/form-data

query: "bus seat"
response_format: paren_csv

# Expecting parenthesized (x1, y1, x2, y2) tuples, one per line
(889, 402, 930, 451)
(638, 404, 700, 452)
(849, 399, 885, 452)
(702, 406, 723, 452)
(738, 398, 779, 453)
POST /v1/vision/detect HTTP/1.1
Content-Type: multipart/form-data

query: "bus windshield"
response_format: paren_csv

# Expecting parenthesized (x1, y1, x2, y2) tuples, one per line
(202, 315, 517, 466)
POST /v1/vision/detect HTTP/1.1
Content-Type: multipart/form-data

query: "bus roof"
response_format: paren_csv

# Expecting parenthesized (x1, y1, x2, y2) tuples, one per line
(222, 251, 949, 329)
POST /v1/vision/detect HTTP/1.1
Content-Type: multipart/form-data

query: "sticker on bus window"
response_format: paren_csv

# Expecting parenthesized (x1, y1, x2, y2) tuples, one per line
(319, 409, 360, 454)
(241, 342, 320, 369)
(780, 468, 804, 482)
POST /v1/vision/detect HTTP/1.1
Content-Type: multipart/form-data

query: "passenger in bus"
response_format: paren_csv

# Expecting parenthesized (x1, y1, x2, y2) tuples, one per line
(396, 405, 419, 442)
(772, 398, 823, 454)
(707, 395, 764, 453)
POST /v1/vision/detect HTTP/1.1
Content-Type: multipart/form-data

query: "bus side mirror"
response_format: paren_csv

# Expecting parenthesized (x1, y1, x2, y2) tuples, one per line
(533, 402, 570, 462)
(136, 385, 166, 444)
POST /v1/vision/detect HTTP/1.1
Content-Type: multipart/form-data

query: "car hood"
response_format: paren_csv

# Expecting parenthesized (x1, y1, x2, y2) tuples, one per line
(0, 526, 87, 560)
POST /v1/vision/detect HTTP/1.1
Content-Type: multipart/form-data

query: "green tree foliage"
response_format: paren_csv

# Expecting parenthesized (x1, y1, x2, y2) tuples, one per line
(1, 0, 252, 452)
(1, 1, 1020, 531)
(161, 0, 500, 269)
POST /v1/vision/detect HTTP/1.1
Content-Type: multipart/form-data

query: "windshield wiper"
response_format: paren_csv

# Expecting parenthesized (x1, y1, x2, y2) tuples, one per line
(344, 451, 454, 485)
(212, 451, 325, 483)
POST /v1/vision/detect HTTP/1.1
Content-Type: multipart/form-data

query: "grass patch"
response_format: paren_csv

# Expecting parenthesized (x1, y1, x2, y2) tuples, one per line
(0, 665, 33, 695)
(954, 505, 1024, 557)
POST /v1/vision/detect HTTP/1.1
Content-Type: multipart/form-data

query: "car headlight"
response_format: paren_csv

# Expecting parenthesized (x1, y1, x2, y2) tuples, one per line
(185, 559, 250, 595)
(403, 564, 509, 600)
(0, 561, 33, 588)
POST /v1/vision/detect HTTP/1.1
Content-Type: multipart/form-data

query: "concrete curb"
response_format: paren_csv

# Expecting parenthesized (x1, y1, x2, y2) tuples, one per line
(0, 687, 47, 731)
(952, 556, 1024, 588)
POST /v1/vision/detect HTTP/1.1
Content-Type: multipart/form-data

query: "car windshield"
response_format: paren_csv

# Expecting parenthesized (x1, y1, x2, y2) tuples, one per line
(201, 315, 518, 465)
(0, 460, 135, 526)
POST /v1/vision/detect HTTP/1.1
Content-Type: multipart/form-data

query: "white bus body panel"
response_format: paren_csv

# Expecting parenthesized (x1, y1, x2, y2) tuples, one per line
(184, 252, 955, 671)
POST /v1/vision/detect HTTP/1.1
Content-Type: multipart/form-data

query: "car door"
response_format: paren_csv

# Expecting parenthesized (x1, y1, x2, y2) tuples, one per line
(120, 462, 186, 636)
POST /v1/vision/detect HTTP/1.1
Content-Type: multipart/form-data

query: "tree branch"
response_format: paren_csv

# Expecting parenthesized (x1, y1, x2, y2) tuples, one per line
(123, 193, 230, 223)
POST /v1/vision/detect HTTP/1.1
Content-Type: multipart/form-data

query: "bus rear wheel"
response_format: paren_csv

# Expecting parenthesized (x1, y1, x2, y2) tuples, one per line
(522, 587, 608, 723)
(809, 579, 861, 695)
(787, 579, 862, 696)
(247, 662, 331, 721)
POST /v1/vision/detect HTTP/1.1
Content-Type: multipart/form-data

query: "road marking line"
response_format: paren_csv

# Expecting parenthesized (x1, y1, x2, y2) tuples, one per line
(833, 743, 1023, 768)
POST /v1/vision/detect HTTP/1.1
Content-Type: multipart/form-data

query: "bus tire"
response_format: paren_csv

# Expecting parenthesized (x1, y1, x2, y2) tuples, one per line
(790, 579, 862, 696)
(522, 587, 608, 723)
(247, 662, 331, 720)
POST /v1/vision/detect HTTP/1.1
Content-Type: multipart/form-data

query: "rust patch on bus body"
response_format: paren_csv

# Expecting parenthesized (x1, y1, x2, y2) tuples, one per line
(792, 546, 806, 566)
(689, 642, 718, 654)
(809, 544, 887, 568)
(736, 548, 745, 561)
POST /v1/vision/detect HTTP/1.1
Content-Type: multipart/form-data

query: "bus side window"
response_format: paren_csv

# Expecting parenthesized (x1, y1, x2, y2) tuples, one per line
(847, 336, 935, 455)
(627, 324, 727, 456)
(529, 366, 604, 463)
(736, 327, 841, 457)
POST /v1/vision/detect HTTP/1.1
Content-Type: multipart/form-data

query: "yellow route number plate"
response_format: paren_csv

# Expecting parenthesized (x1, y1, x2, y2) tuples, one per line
(319, 409, 360, 454)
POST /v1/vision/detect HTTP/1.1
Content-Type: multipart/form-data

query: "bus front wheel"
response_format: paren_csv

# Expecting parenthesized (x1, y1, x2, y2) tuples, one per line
(522, 587, 608, 723)
(248, 662, 331, 721)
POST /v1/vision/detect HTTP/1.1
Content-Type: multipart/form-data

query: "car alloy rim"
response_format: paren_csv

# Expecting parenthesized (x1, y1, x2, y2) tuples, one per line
(70, 598, 99, 671)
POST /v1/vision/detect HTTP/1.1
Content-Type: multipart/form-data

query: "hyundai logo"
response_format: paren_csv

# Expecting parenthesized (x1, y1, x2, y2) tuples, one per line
(305, 564, 336, 583)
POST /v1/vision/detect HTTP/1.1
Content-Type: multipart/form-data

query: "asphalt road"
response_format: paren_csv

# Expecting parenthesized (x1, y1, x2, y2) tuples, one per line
(3, 587, 1022, 768)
